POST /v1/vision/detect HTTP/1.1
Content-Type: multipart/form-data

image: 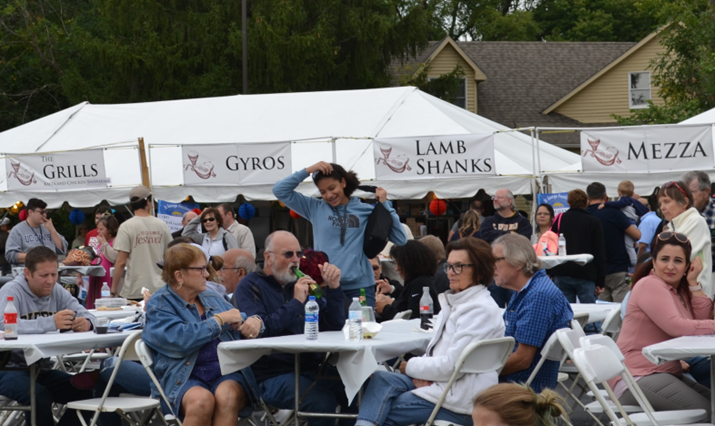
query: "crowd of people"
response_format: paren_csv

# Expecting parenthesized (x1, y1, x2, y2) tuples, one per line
(0, 160, 713, 426)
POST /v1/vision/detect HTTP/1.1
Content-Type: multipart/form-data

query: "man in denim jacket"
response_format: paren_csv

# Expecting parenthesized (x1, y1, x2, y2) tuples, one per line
(234, 231, 350, 426)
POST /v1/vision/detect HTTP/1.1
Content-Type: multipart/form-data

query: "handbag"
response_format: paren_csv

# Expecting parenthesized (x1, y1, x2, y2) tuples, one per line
(358, 185, 392, 259)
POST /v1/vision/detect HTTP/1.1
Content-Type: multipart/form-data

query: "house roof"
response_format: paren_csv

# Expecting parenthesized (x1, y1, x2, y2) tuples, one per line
(427, 38, 487, 80)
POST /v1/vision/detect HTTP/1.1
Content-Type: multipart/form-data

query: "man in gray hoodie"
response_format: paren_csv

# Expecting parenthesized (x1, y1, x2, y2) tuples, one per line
(0, 246, 95, 426)
(5, 198, 68, 268)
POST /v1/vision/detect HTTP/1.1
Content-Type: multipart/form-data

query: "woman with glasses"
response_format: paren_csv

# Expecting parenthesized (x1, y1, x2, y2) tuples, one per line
(355, 237, 505, 426)
(182, 207, 238, 257)
(532, 203, 555, 243)
(610, 231, 714, 417)
(273, 161, 407, 308)
(658, 181, 713, 297)
(374, 240, 440, 321)
(144, 243, 258, 425)
(86, 215, 120, 309)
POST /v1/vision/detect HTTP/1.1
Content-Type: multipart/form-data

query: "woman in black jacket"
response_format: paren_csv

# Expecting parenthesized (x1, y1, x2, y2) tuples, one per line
(375, 240, 441, 321)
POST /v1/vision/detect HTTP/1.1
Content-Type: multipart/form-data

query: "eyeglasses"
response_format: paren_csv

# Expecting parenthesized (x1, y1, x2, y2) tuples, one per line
(185, 265, 209, 272)
(664, 181, 689, 199)
(267, 250, 304, 259)
(201, 217, 216, 223)
(494, 257, 506, 262)
(444, 262, 473, 274)
(33, 209, 47, 215)
(657, 231, 689, 244)
(535, 212, 551, 216)
(491, 196, 506, 201)
(220, 267, 242, 271)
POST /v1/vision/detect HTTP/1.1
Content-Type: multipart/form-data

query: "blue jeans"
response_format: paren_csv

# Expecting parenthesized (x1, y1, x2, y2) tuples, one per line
(0, 369, 92, 426)
(684, 356, 712, 389)
(259, 364, 355, 426)
(356, 371, 472, 426)
(95, 358, 152, 426)
(553, 276, 596, 304)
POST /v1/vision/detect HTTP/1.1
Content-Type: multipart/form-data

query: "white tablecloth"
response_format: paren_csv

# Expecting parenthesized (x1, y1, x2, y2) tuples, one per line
(217, 319, 433, 403)
(642, 335, 715, 365)
(570, 303, 620, 324)
(0, 331, 130, 365)
(541, 254, 594, 269)
(89, 306, 143, 320)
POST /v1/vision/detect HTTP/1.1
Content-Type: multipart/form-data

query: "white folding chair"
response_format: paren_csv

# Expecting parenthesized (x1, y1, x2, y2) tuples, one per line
(579, 335, 709, 426)
(600, 308, 622, 340)
(134, 339, 182, 426)
(425, 337, 515, 426)
(66, 331, 164, 426)
(572, 311, 590, 329)
(393, 310, 413, 320)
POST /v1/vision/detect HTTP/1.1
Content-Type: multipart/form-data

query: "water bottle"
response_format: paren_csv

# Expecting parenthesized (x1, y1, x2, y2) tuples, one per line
(304, 296, 319, 341)
(101, 282, 111, 298)
(348, 297, 363, 341)
(419, 287, 433, 330)
(558, 233, 567, 256)
(359, 288, 367, 306)
(4, 296, 18, 340)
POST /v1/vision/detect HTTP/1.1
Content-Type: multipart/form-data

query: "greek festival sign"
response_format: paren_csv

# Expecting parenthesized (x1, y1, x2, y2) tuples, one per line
(373, 133, 496, 180)
(580, 125, 714, 173)
(5, 149, 110, 191)
(182, 142, 291, 186)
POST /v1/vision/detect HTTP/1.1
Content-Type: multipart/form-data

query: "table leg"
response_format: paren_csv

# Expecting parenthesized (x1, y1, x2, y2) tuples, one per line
(30, 362, 37, 426)
(711, 356, 714, 424)
(295, 353, 300, 426)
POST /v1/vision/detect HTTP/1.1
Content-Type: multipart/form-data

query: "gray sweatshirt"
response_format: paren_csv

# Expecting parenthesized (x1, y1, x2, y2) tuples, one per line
(0, 274, 96, 367)
(5, 221, 68, 266)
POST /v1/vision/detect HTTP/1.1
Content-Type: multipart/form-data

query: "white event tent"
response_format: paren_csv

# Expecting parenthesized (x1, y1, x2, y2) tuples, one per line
(0, 87, 580, 206)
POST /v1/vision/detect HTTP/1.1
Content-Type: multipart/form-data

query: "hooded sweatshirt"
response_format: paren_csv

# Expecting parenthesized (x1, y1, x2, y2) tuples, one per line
(0, 274, 96, 367)
(5, 221, 68, 267)
(273, 169, 407, 291)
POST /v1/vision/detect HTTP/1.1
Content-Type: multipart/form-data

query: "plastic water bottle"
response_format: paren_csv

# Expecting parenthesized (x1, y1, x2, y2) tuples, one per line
(558, 233, 567, 256)
(348, 297, 363, 341)
(4, 296, 18, 340)
(419, 287, 433, 330)
(304, 296, 319, 341)
(101, 282, 111, 298)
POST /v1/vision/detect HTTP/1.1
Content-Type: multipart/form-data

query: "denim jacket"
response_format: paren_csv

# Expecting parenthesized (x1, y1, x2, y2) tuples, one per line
(143, 284, 258, 414)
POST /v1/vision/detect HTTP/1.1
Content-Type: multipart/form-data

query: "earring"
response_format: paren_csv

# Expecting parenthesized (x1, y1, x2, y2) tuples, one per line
(177, 282, 183, 290)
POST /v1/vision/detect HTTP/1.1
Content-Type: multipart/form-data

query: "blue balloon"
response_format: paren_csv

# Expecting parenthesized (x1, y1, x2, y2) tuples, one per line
(69, 209, 85, 225)
(238, 203, 256, 221)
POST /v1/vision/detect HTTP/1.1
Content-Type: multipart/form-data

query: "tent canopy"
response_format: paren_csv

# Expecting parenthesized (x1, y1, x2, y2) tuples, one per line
(0, 87, 580, 206)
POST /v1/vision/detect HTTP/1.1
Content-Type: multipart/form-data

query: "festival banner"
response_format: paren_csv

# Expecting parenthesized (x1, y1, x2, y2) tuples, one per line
(157, 200, 200, 233)
(536, 192, 569, 214)
(5, 149, 110, 191)
(580, 125, 714, 173)
(181, 142, 291, 186)
(373, 133, 496, 180)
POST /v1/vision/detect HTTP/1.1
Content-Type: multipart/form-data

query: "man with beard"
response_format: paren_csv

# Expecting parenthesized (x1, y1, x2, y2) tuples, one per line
(233, 231, 350, 426)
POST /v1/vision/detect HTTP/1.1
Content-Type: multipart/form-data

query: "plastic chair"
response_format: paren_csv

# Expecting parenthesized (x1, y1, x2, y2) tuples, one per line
(66, 331, 164, 426)
(600, 307, 622, 340)
(572, 311, 590, 329)
(425, 337, 515, 426)
(393, 310, 413, 320)
(134, 340, 182, 426)
(579, 335, 708, 426)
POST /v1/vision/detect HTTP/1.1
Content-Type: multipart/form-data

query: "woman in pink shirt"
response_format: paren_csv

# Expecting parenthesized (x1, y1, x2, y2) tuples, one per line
(612, 231, 714, 415)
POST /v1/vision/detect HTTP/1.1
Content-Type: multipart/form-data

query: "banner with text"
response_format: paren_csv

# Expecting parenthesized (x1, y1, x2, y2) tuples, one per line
(536, 192, 570, 214)
(157, 200, 200, 233)
(5, 149, 110, 191)
(373, 134, 496, 180)
(580, 125, 714, 173)
(182, 142, 292, 186)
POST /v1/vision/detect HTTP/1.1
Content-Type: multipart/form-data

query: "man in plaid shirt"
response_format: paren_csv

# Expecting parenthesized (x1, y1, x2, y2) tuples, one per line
(683, 171, 715, 272)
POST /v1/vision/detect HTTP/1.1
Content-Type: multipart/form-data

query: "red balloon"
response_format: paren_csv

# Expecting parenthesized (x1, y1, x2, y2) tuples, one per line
(290, 210, 301, 219)
(19, 209, 27, 221)
(429, 199, 447, 216)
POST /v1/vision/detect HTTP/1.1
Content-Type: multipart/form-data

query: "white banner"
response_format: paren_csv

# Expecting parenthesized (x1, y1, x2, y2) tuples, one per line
(373, 134, 496, 180)
(5, 149, 110, 191)
(182, 142, 291, 186)
(581, 125, 714, 173)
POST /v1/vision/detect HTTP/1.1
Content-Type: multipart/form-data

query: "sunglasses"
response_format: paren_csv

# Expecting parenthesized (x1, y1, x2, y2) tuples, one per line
(657, 231, 689, 244)
(664, 181, 688, 199)
(267, 250, 304, 259)
(33, 209, 47, 215)
(201, 217, 216, 223)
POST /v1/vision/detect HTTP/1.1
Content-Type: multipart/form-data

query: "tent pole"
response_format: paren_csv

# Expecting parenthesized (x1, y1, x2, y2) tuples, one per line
(331, 138, 337, 163)
(138, 137, 151, 188)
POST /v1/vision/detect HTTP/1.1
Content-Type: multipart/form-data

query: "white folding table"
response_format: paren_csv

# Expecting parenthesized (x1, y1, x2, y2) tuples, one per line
(89, 306, 143, 321)
(643, 335, 715, 422)
(570, 302, 620, 324)
(540, 254, 594, 269)
(217, 319, 433, 425)
(0, 331, 131, 426)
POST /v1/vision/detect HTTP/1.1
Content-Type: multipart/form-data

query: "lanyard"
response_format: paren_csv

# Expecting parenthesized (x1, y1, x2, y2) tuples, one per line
(27, 221, 44, 243)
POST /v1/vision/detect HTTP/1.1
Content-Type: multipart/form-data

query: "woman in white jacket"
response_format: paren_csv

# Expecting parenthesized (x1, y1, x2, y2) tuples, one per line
(355, 238, 506, 426)
(659, 181, 713, 297)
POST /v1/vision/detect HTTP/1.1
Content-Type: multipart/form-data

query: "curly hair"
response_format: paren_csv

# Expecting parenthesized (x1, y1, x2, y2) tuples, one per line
(389, 240, 437, 282)
(311, 163, 360, 198)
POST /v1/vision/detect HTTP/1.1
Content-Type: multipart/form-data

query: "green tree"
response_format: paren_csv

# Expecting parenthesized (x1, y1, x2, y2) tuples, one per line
(613, 0, 714, 124)
(398, 61, 465, 104)
(431, 0, 540, 41)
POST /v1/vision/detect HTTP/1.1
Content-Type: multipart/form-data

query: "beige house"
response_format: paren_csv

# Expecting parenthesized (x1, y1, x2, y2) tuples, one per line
(392, 30, 667, 148)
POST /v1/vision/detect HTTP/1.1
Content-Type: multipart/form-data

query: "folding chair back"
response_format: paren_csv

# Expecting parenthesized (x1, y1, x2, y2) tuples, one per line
(556, 328, 584, 358)
(425, 337, 515, 426)
(135, 339, 182, 426)
(580, 335, 624, 362)
(572, 312, 589, 328)
(525, 328, 567, 386)
(600, 307, 622, 338)
(393, 310, 412, 320)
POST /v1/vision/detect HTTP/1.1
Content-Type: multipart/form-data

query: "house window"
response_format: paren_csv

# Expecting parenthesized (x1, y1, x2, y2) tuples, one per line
(453, 78, 467, 109)
(629, 72, 651, 109)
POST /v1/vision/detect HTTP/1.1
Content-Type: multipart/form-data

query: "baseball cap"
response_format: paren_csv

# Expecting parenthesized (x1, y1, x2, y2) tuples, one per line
(0, 218, 10, 226)
(129, 185, 151, 202)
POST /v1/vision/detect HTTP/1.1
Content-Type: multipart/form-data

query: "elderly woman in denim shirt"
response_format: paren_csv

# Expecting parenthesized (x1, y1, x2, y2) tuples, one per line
(144, 243, 260, 425)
